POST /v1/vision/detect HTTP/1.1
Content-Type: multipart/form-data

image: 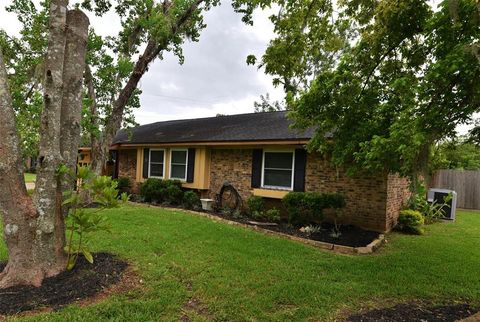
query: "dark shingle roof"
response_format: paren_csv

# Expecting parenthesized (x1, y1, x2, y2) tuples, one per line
(112, 111, 315, 145)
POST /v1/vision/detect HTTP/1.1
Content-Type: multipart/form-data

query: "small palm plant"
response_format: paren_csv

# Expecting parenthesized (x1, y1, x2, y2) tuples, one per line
(62, 166, 129, 270)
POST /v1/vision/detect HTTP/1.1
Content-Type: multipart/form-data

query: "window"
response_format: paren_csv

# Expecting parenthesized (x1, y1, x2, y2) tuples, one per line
(149, 149, 165, 178)
(262, 151, 294, 190)
(170, 149, 188, 181)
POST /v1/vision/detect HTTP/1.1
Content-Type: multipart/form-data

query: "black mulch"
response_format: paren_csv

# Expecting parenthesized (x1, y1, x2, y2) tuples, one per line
(263, 222, 379, 247)
(206, 211, 379, 248)
(347, 303, 478, 322)
(0, 252, 128, 315)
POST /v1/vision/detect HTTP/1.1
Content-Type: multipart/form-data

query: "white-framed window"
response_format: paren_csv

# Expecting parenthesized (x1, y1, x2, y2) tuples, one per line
(170, 149, 188, 181)
(149, 149, 165, 178)
(261, 150, 295, 190)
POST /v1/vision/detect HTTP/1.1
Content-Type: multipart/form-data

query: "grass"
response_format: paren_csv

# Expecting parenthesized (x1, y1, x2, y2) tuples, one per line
(24, 173, 36, 183)
(4, 205, 480, 321)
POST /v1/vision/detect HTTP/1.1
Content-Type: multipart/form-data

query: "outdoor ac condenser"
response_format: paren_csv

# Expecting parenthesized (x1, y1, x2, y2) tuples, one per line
(427, 188, 457, 220)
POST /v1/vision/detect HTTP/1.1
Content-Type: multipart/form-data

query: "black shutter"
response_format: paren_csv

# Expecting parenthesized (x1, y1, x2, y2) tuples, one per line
(143, 148, 150, 178)
(293, 148, 307, 192)
(187, 148, 196, 183)
(113, 151, 119, 179)
(251, 149, 263, 188)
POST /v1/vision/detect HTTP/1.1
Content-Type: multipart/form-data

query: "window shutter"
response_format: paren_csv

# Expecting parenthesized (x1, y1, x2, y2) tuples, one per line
(143, 148, 150, 178)
(293, 149, 307, 192)
(187, 148, 196, 183)
(251, 149, 263, 188)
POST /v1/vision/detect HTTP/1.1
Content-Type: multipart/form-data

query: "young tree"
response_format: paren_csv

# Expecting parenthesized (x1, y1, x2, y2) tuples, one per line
(0, 0, 89, 288)
(237, 0, 480, 186)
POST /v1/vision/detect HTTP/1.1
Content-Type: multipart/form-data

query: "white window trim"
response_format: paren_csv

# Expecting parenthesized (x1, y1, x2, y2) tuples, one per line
(148, 149, 166, 179)
(169, 148, 189, 181)
(261, 149, 295, 191)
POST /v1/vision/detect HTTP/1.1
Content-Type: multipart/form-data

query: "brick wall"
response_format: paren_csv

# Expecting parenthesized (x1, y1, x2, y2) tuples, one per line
(118, 149, 139, 193)
(386, 173, 411, 230)
(209, 149, 253, 202)
(305, 153, 389, 232)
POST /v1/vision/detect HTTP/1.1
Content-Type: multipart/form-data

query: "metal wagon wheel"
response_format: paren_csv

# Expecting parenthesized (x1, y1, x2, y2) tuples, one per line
(215, 182, 242, 213)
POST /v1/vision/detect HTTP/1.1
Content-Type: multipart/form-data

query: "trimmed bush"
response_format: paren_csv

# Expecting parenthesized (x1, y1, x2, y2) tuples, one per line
(397, 209, 424, 235)
(246, 196, 265, 218)
(139, 179, 184, 204)
(265, 208, 281, 222)
(282, 192, 346, 226)
(139, 178, 165, 202)
(183, 190, 201, 210)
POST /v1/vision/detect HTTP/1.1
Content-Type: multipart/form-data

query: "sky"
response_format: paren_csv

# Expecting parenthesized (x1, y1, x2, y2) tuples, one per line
(0, 0, 284, 125)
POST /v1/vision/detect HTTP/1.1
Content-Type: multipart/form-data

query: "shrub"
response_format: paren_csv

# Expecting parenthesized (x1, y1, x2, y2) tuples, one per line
(139, 178, 165, 202)
(397, 209, 424, 235)
(116, 177, 132, 194)
(183, 190, 201, 210)
(282, 192, 346, 226)
(140, 179, 185, 204)
(165, 182, 184, 205)
(246, 196, 264, 218)
(264, 208, 281, 222)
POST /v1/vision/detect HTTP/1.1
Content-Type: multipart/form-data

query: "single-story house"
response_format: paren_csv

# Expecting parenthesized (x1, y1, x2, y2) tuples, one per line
(80, 111, 410, 232)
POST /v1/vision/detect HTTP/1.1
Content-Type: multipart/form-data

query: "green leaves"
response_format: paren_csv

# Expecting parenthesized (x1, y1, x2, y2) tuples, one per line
(252, 0, 479, 181)
(64, 167, 128, 271)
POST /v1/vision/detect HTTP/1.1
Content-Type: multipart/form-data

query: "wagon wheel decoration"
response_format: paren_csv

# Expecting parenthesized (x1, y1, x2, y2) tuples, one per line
(215, 182, 242, 213)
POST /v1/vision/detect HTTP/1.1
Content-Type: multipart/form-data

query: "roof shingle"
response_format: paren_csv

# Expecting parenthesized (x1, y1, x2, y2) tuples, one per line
(112, 111, 315, 145)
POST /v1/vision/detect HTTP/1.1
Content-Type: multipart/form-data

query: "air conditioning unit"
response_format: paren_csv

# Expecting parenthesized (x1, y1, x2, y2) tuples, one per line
(427, 188, 457, 220)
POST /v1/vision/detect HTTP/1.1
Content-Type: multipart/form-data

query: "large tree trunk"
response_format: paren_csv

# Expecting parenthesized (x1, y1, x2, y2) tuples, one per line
(0, 1, 89, 288)
(90, 0, 205, 175)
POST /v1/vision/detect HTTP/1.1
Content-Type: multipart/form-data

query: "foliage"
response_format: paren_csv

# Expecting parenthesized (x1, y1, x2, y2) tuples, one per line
(237, 0, 480, 182)
(62, 166, 128, 270)
(139, 179, 184, 205)
(397, 209, 425, 235)
(246, 196, 265, 218)
(183, 190, 201, 210)
(431, 137, 480, 171)
(282, 192, 346, 226)
(116, 177, 132, 194)
(264, 208, 281, 222)
(254, 93, 285, 113)
(302, 224, 321, 237)
(408, 184, 453, 224)
(3, 0, 222, 160)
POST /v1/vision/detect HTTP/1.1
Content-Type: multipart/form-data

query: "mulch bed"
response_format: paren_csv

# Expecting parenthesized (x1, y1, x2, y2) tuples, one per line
(261, 222, 379, 247)
(206, 211, 379, 248)
(0, 252, 128, 315)
(347, 302, 478, 322)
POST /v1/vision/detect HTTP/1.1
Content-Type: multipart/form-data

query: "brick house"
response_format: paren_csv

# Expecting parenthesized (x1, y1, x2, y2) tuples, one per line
(87, 111, 410, 232)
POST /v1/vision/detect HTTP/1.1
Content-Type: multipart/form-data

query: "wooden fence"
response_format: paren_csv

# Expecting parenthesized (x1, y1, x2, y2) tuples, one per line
(430, 170, 480, 210)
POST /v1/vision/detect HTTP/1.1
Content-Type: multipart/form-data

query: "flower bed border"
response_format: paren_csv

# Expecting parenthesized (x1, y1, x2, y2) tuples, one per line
(132, 202, 385, 254)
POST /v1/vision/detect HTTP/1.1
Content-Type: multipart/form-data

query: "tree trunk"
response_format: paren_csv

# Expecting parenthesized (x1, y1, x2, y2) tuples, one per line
(0, 1, 89, 288)
(90, 0, 206, 175)
(60, 10, 90, 193)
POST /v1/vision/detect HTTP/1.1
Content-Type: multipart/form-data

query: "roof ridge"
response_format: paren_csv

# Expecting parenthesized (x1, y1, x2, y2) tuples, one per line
(131, 110, 287, 129)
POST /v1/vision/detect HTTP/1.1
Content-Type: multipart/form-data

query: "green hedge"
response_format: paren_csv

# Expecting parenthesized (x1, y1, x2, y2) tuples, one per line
(282, 192, 346, 226)
(139, 178, 184, 204)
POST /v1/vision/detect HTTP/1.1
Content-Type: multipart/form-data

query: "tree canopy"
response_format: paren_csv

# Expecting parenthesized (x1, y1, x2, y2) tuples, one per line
(239, 0, 480, 181)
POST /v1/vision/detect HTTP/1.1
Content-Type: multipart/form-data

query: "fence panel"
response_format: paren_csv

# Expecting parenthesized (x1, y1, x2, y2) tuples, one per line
(430, 170, 480, 210)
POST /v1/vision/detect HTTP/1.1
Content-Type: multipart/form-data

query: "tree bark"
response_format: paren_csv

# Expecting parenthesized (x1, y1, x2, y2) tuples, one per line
(60, 10, 90, 193)
(90, 0, 205, 175)
(0, 1, 89, 288)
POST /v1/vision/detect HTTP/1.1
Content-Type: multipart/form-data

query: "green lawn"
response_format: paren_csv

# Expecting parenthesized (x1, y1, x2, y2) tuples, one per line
(4, 205, 480, 321)
(24, 173, 36, 183)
